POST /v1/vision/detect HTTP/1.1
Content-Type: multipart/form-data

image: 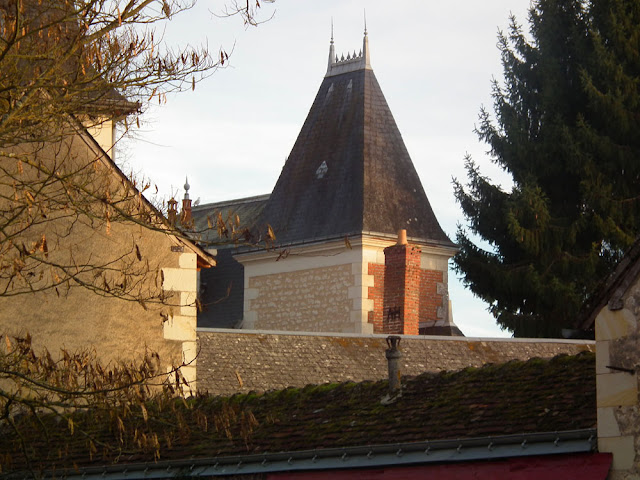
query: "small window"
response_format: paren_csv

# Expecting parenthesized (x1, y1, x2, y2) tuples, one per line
(316, 161, 328, 179)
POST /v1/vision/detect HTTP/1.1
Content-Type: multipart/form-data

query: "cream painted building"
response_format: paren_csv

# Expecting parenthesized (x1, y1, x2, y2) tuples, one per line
(0, 105, 215, 389)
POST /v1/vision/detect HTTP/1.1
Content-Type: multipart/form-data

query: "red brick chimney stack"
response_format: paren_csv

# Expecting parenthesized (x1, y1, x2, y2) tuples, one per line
(382, 229, 421, 335)
(167, 197, 178, 226)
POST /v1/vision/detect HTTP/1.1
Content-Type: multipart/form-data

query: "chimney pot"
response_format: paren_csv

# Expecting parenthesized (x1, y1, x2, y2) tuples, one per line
(397, 229, 407, 245)
(167, 198, 178, 226)
(385, 335, 402, 394)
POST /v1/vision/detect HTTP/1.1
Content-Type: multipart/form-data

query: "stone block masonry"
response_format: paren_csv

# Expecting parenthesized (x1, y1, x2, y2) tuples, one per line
(162, 251, 199, 390)
(368, 263, 385, 330)
(196, 329, 594, 396)
(595, 276, 640, 478)
(248, 265, 353, 332)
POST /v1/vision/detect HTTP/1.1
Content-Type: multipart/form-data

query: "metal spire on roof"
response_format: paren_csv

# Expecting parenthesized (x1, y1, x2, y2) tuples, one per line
(363, 11, 371, 69)
(327, 18, 336, 73)
(331, 17, 334, 44)
(364, 10, 367, 36)
(183, 176, 190, 200)
(325, 17, 371, 77)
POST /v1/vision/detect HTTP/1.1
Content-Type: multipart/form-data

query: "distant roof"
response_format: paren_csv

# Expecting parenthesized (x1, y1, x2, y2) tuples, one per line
(191, 194, 270, 248)
(254, 36, 455, 248)
(1, 352, 597, 477)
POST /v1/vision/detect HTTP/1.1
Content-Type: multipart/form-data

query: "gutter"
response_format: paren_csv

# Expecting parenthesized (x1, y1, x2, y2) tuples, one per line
(42, 429, 597, 479)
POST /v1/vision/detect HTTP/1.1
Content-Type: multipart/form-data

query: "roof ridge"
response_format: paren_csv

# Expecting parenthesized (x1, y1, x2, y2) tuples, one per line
(193, 193, 270, 211)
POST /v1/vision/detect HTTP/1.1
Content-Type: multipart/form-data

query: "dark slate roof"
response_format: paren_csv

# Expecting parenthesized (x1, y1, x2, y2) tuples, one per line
(420, 323, 465, 336)
(190, 194, 269, 248)
(198, 248, 244, 329)
(189, 195, 269, 329)
(0, 352, 596, 476)
(255, 66, 455, 248)
(196, 330, 595, 396)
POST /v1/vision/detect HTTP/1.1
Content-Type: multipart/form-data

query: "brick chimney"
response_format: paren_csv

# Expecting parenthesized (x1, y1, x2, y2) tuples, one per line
(167, 197, 178, 226)
(382, 230, 421, 335)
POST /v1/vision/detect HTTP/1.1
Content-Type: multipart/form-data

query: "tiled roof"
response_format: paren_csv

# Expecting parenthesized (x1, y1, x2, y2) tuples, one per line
(0, 352, 595, 476)
(196, 330, 595, 396)
(190, 195, 270, 328)
(254, 66, 454, 247)
(190, 194, 270, 248)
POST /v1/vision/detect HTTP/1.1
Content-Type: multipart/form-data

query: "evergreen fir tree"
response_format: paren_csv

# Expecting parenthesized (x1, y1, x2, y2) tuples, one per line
(454, 0, 640, 337)
(580, 0, 640, 249)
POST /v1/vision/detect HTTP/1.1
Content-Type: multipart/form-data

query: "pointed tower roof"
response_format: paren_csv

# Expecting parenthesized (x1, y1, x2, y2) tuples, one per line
(257, 30, 454, 248)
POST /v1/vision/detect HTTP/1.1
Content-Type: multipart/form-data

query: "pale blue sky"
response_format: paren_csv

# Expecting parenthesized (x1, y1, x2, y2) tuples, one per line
(124, 0, 533, 337)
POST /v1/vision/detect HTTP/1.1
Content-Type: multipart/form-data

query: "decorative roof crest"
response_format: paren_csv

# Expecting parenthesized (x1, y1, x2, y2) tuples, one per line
(325, 19, 372, 78)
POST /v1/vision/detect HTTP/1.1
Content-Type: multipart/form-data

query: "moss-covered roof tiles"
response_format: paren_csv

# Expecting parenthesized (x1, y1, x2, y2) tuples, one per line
(0, 352, 595, 476)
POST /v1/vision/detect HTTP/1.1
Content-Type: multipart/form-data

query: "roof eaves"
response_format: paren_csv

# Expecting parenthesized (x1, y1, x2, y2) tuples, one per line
(577, 236, 640, 330)
(50, 429, 597, 480)
(232, 230, 458, 257)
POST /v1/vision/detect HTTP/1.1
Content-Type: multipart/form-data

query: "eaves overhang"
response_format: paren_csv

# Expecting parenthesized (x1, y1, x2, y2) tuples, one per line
(41, 429, 597, 480)
(232, 231, 458, 263)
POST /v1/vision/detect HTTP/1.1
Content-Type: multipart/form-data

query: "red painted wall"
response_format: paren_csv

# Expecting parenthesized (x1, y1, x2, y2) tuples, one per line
(269, 452, 612, 480)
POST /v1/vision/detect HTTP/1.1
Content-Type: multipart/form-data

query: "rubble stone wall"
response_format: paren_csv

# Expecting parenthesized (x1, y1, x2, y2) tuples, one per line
(248, 265, 353, 332)
(197, 329, 594, 396)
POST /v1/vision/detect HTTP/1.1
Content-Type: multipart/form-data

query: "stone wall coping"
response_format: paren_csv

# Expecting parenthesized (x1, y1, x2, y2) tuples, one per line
(196, 327, 594, 345)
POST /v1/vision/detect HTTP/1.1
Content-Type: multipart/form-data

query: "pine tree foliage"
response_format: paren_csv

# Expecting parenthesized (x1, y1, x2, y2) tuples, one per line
(454, 0, 640, 337)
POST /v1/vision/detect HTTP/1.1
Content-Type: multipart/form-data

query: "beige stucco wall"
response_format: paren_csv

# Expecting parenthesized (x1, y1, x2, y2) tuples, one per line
(0, 128, 202, 385)
(85, 117, 115, 157)
(0, 214, 186, 370)
(596, 275, 640, 479)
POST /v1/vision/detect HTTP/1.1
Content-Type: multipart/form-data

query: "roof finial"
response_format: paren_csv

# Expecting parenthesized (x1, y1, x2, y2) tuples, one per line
(331, 17, 334, 44)
(364, 9, 367, 36)
(363, 12, 371, 69)
(183, 176, 190, 200)
(327, 18, 336, 73)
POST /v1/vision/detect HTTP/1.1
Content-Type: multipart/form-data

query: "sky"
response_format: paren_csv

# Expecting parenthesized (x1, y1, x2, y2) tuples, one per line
(123, 0, 534, 338)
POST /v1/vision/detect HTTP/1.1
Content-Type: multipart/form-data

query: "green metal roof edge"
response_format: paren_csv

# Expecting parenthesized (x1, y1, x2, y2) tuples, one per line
(41, 429, 596, 479)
